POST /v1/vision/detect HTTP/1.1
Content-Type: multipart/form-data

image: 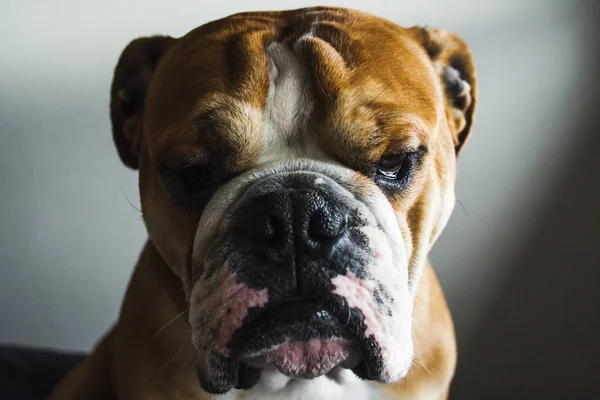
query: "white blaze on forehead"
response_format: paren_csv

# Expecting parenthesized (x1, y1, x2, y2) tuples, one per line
(259, 42, 322, 165)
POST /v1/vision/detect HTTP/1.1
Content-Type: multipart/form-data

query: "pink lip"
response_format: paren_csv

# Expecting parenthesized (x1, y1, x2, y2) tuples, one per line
(196, 266, 269, 357)
(242, 338, 355, 379)
(332, 271, 385, 340)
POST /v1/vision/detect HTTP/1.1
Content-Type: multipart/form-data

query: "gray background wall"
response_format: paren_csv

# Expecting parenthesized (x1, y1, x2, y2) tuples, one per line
(1, 1, 598, 398)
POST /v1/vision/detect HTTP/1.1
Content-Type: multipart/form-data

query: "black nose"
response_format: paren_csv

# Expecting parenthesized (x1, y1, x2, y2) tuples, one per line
(236, 189, 348, 263)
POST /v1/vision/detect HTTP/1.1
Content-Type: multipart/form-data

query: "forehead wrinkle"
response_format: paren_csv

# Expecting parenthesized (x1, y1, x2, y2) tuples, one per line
(148, 9, 443, 175)
(314, 107, 432, 175)
(225, 29, 273, 104)
(147, 20, 276, 164)
(145, 111, 208, 167)
(193, 93, 265, 169)
(374, 112, 432, 148)
(315, 59, 439, 166)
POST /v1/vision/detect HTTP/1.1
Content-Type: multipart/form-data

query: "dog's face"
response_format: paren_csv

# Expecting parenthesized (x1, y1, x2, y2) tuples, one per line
(110, 7, 476, 394)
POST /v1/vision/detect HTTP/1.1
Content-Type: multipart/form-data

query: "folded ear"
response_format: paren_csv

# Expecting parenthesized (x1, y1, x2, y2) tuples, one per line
(416, 28, 477, 155)
(110, 36, 175, 169)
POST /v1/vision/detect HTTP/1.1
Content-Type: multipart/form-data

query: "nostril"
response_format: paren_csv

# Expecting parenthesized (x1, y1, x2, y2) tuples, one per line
(264, 214, 276, 240)
(263, 214, 283, 243)
(308, 208, 348, 240)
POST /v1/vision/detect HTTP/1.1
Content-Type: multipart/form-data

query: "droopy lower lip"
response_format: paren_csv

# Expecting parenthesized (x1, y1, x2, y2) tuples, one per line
(238, 300, 385, 382)
(241, 337, 354, 379)
(232, 302, 359, 385)
(223, 299, 353, 363)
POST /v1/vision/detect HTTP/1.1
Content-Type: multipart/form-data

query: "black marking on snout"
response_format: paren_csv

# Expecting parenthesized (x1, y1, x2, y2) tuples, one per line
(322, 284, 387, 382)
(226, 172, 374, 294)
(374, 283, 394, 318)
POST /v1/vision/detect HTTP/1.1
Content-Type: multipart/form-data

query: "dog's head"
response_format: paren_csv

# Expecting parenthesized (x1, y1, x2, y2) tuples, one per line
(110, 7, 476, 394)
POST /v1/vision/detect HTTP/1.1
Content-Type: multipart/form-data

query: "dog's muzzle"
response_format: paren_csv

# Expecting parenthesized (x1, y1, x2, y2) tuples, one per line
(235, 178, 349, 272)
(188, 161, 413, 394)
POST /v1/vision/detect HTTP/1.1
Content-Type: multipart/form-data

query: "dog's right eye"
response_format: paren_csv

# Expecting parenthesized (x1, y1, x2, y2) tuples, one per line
(161, 164, 214, 201)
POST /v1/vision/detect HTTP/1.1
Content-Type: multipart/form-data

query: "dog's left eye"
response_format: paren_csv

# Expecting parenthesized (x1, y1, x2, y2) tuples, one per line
(374, 149, 425, 191)
(377, 154, 408, 180)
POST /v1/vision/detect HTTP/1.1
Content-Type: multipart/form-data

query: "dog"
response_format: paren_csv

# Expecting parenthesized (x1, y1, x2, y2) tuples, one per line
(50, 6, 476, 400)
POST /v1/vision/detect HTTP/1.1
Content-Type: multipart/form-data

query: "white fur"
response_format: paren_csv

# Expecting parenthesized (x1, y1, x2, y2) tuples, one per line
(259, 42, 325, 165)
(216, 368, 380, 400)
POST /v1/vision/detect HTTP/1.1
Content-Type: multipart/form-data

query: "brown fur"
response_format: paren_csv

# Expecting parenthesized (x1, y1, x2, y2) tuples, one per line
(50, 7, 476, 399)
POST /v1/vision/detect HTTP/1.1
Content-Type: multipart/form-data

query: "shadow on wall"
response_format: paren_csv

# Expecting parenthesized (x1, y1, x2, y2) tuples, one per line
(451, 2, 600, 399)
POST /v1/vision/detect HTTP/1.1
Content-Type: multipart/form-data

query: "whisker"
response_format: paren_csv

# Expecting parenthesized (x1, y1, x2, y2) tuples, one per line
(150, 309, 189, 340)
(456, 197, 469, 219)
(186, 353, 197, 372)
(120, 186, 142, 213)
(456, 196, 476, 244)
(335, 84, 388, 126)
(156, 331, 192, 374)
(411, 329, 431, 375)
(365, 86, 388, 109)
(177, 272, 203, 295)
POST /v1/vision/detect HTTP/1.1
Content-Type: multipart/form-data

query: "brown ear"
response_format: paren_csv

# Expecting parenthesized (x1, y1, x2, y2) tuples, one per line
(110, 36, 175, 169)
(417, 28, 477, 155)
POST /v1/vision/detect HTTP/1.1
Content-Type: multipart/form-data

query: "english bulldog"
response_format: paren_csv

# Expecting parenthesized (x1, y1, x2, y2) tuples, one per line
(50, 6, 476, 400)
